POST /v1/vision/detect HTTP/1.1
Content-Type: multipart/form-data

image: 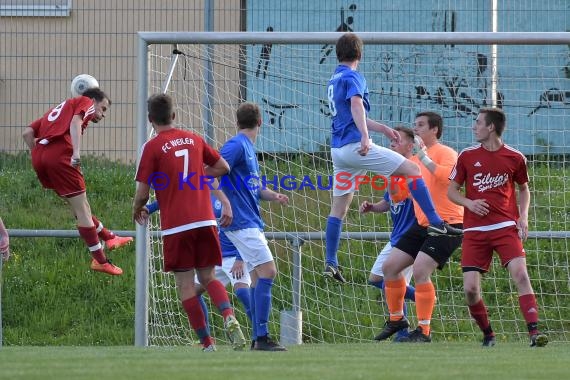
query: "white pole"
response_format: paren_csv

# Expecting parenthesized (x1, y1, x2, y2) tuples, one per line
(203, 0, 215, 145)
(137, 31, 570, 45)
(135, 36, 150, 347)
(491, 0, 499, 107)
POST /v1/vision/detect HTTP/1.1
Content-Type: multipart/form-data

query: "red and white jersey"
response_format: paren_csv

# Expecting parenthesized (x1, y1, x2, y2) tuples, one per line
(135, 128, 221, 235)
(29, 96, 95, 145)
(449, 143, 528, 231)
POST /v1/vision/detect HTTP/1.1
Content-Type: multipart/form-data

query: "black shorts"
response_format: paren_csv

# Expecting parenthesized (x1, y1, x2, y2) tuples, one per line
(393, 222, 463, 269)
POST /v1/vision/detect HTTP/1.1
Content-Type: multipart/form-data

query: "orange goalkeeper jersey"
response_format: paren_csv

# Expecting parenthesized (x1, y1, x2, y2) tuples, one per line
(391, 142, 463, 227)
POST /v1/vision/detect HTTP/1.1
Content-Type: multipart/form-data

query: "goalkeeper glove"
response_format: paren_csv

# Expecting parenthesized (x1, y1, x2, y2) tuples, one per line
(413, 136, 433, 167)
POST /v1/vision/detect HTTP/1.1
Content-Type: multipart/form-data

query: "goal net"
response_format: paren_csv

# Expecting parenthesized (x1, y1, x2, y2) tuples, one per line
(137, 32, 570, 346)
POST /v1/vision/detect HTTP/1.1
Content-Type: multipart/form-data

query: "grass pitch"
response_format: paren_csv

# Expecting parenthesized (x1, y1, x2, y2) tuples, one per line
(0, 342, 567, 380)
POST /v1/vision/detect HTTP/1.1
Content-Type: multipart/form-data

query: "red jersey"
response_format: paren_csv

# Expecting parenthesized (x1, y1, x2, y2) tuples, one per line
(29, 96, 96, 145)
(135, 128, 221, 235)
(449, 144, 528, 231)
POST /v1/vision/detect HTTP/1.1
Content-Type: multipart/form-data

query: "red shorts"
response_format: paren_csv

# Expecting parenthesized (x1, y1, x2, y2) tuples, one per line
(162, 226, 222, 272)
(31, 141, 85, 198)
(461, 226, 525, 272)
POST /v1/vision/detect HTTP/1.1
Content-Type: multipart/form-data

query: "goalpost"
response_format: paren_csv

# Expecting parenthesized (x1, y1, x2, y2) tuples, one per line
(135, 32, 570, 347)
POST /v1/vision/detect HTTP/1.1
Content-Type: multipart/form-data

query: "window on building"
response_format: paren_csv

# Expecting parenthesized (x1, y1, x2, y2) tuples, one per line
(0, 0, 71, 17)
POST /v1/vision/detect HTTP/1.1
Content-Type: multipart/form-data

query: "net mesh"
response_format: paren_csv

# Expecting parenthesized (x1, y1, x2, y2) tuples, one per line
(145, 40, 570, 345)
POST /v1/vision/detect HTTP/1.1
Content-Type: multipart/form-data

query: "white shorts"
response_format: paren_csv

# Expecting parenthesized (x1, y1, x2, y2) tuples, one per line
(224, 228, 274, 269)
(370, 242, 413, 284)
(331, 141, 406, 196)
(195, 255, 252, 288)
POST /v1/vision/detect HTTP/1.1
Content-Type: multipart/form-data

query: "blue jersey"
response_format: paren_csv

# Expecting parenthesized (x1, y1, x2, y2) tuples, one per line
(219, 133, 264, 231)
(383, 191, 416, 246)
(328, 64, 370, 148)
(211, 195, 241, 259)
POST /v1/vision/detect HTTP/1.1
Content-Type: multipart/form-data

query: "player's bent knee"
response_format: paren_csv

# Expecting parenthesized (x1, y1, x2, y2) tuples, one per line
(382, 263, 400, 279)
(464, 287, 479, 301)
(255, 261, 277, 279)
(394, 159, 421, 177)
(369, 274, 383, 283)
(512, 271, 531, 288)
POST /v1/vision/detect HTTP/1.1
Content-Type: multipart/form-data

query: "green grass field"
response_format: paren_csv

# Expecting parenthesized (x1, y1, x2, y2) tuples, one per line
(1, 151, 569, 347)
(0, 343, 568, 380)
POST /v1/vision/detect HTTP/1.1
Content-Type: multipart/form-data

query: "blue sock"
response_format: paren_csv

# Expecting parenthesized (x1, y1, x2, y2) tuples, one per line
(369, 279, 384, 290)
(146, 200, 159, 214)
(325, 216, 343, 267)
(407, 178, 443, 225)
(255, 278, 273, 338)
(249, 287, 257, 340)
(197, 294, 209, 328)
(405, 285, 416, 302)
(235, 287, 253, 327)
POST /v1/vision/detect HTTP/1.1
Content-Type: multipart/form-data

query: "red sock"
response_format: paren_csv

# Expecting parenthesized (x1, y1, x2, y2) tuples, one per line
(92, 215, 116, 241)
(206, 280, 233, 319)
(77, 225, 107, 264)
(182, 297, 213, 347)
(468, 299, 493, 335)
(519, 294, 539, 333)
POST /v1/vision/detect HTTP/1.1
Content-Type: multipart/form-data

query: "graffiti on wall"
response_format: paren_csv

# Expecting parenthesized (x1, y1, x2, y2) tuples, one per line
(256, 26, 274, 79)
(247, 0, 570, 153)
(319, 4, 357, 64)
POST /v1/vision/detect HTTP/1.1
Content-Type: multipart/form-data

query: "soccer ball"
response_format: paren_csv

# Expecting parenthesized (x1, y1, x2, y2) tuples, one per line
(70, 74, 99, 97)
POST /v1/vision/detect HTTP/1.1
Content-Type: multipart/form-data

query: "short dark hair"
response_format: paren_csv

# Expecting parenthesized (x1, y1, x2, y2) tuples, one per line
(82, 88, 111, 105)
(147, 93, 174, 126)
(236, 102, 261, 129)
(393, 126, 415, 142)
(336, 33, 363, 62)
(416, 111, 443, 139)
(479, 108, 506, 136)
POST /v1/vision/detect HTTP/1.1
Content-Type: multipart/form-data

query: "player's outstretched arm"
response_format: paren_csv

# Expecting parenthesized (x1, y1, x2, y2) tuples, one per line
(412, 135, 436, 173)
(133, 181, 151, 225)
(204, 157, 230, 178)
(211, 178, 233, 227)
(69, 115, 83, 167)
(447, 180, 466, 207)
(23, 118, 42, 149)
(22, 127, 37, 150)
(230, 258, 245, 280)
(367, 119, 400, 142)
(359, 200, 389, 214)
(260, 188, 288, 205)
(517, 182, 530, 241)
(448, 180, 489, 217)
(350, 96, 370, 156)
